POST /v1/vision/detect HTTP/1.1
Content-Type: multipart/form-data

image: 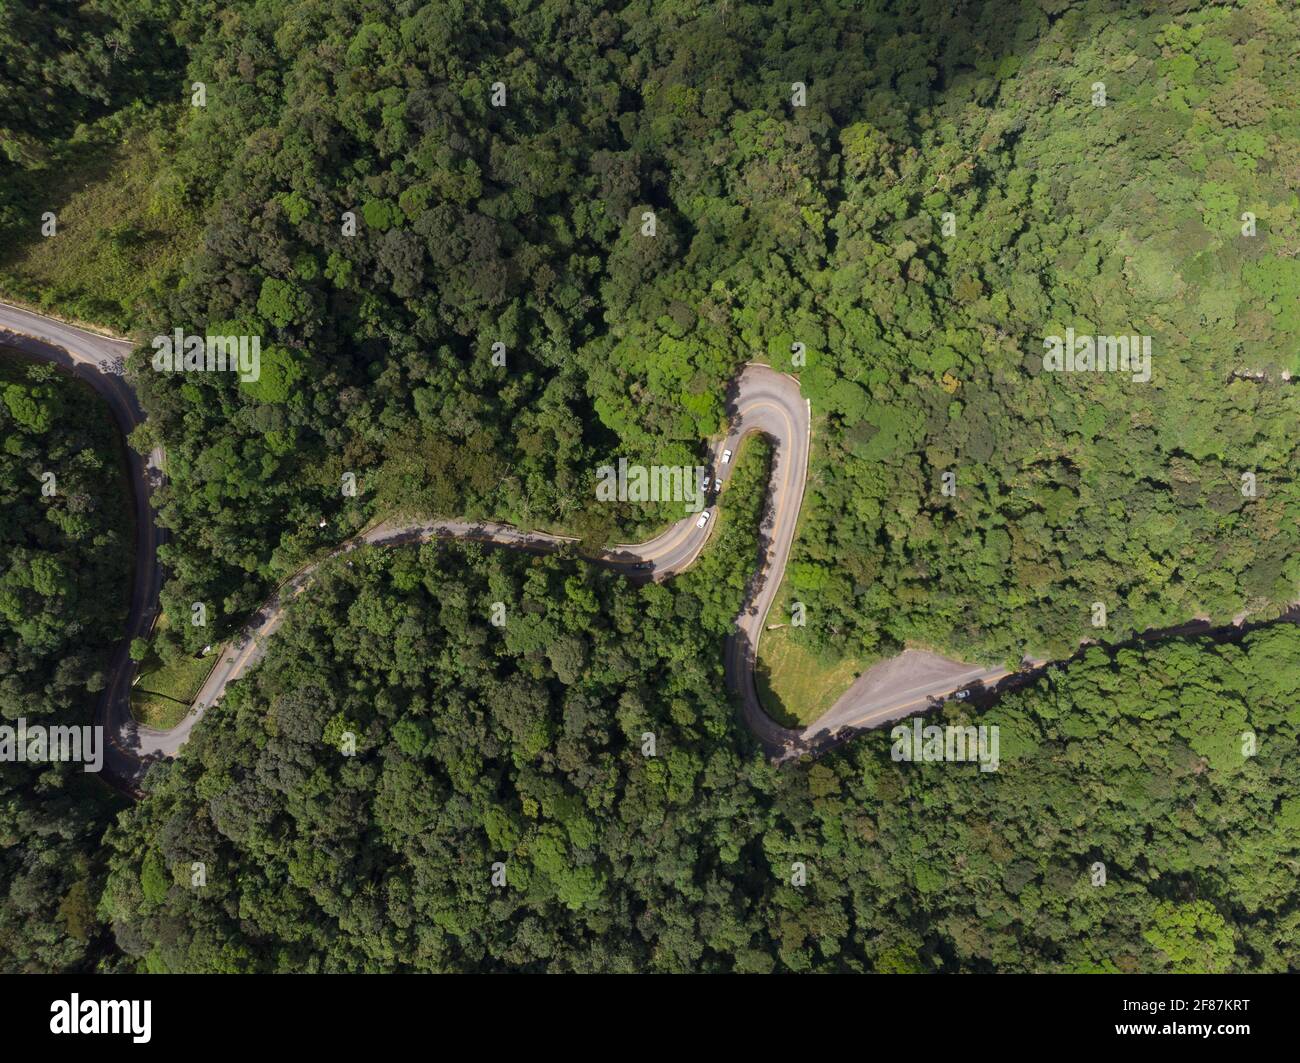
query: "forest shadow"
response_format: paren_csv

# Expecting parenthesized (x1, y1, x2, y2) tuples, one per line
(983, 605, 1300, 708)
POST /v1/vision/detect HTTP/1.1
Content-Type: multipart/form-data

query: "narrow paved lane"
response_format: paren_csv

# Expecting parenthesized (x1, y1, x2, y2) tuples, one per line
(1, 303, 1020, 790)
(0, 302, 167, 788)
(187, 364, 821, 757)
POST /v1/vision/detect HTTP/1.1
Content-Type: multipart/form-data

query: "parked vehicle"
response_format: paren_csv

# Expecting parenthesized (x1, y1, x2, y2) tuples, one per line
(696, 511, 710, 528)
(721, 448, 733, 464)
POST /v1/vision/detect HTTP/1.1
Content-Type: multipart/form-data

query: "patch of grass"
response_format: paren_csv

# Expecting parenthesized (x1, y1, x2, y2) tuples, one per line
(0, 105, 198, 331)
(756, 594, 867, 727)
(129, 688, 192, 731)
(130, 616, 213, 730)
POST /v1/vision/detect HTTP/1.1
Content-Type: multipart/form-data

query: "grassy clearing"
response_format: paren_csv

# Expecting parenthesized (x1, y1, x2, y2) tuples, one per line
(130, 616, 212, 730)
(756, 588, 868, 727)
(0, 106, 197, 331)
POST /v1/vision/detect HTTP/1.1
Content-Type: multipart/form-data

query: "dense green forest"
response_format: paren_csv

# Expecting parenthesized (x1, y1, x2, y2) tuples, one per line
(108, 0, 1300, 669)
(0, 352, 130, 971)
(1, 0, 1298, 973)
(4, 1, 1297, 664)
(99, 541, 1300, 972)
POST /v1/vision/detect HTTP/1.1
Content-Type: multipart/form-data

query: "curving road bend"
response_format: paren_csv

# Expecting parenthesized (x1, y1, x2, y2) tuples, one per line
(188, 364, 826, 756)
(1, 304, 1013, 790)
(0, 302, 170, 790)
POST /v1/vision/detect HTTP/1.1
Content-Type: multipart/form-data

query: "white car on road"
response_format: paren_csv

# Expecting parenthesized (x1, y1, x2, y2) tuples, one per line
(696, 511, 710, 528)
(721, 448, 733, 464)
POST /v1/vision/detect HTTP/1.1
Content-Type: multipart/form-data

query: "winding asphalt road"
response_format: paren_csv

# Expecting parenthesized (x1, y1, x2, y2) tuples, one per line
(0, 302, 171, 789)
(1, 303, 1015, 791)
